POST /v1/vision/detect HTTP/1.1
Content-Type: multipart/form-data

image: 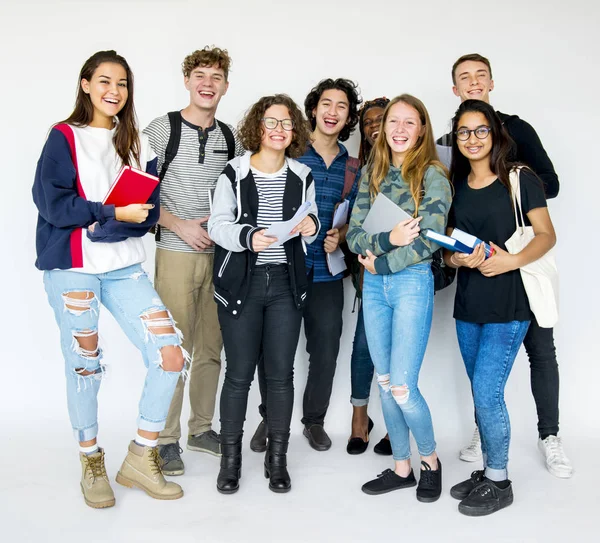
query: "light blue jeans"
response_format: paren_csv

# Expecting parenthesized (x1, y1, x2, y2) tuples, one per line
(43, 264, 186, 442)
(456, 319, 530, 481)
(362, 263, 436, 461)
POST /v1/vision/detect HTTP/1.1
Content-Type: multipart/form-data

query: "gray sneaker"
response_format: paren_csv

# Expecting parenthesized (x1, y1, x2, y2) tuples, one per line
(187, 430, 221, 457)
(158, 442, 185, 476)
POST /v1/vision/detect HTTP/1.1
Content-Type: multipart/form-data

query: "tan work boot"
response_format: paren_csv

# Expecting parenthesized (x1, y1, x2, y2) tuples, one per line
(116, 441, 183, 500)
(80, 448, 116, 509)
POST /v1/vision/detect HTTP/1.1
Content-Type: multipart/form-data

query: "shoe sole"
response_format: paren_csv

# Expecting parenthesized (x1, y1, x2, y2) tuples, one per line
(546, 465, 573, 478)
(80, 484, 115, 509)
(186, 444, 222, 457)
(115, 472, 184, 500)
(217, 485, 239, 494)
(362, 481, 417, 495)
(459, 452, 482, 462)
(303, 428, 331, 451)
(250, 442, 267, 453)
(458, 496, 514, 517)
(162, 468, 185, 476)
(416, 493, 441, 503)
(373, 449, 393, 456)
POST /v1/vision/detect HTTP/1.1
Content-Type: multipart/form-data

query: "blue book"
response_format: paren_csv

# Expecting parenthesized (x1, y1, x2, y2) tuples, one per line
(424, 228, 494, 258)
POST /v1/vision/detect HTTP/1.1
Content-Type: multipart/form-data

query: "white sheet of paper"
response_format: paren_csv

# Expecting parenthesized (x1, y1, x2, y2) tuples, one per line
(332, 199, 349, 230)
(326, 248, 347, 275)
(263, 201, 312, 248)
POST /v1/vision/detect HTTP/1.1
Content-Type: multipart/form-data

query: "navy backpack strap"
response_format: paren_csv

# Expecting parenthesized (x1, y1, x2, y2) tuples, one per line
(217, 120, 235, 161)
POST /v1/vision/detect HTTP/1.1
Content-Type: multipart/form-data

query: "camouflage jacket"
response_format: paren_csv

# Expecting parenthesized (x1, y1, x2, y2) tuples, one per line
(347, 164, 452, 275)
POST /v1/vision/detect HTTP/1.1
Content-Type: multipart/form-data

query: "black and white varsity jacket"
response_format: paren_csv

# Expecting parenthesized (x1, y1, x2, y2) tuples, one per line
(208, 152, 320, 317)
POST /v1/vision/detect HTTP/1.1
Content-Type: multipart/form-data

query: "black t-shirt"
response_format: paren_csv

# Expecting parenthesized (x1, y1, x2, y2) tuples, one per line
(447, 169, 547, 323)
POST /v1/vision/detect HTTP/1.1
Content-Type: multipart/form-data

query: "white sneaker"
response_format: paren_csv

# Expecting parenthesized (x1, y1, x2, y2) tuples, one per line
(538, 435, 573, 478)
(459, 427, 482, 462)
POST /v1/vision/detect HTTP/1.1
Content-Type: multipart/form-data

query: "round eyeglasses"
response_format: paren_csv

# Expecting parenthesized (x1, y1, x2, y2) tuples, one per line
(455, 126, 492, 141)
(262, 117, 294, 131)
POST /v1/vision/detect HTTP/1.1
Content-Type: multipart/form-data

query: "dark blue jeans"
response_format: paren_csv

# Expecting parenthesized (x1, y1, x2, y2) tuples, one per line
(350, 304, 375, 406)
(456, 319, 530, 481)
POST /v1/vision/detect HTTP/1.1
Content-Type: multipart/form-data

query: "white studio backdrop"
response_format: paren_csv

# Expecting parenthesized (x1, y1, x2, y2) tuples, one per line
(0, 0, 598, 460)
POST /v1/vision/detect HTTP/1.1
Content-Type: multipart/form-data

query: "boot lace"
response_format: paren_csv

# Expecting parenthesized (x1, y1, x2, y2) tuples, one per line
(85, 453, 107, 481)
(148, 446, 164, 476)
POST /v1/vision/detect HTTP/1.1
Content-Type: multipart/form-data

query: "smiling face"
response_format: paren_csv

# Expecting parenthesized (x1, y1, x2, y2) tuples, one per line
(312, 89, 350, 138)
(453, 60, 494, 103)
(363, 106, 385, 147)
(80, 62, 128, 125)
(456, 111, 493, 164)
(384, 101, 425, 165)
(260, 104, 294, 154)
(185, 64, 229, 113)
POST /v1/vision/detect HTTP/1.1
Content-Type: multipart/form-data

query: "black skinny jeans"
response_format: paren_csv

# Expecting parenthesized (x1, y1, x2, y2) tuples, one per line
(524, 318, 560, 437)
(219, 265, 302, 444)
(258, 276, 344, 426)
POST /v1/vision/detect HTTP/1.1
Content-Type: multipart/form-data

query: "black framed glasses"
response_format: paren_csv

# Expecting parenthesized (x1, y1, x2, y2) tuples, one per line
(455, 125, 492, 141)
(262, 117, 294, 131)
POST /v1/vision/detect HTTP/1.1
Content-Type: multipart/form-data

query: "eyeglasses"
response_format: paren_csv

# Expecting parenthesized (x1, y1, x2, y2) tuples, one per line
(262, 117, 294, 131)
(455, 126, 492, 141)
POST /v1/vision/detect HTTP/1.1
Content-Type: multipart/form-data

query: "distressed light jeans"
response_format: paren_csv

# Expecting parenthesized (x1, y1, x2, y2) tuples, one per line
(456, 319, 530, 481)
(43, 264, 186, 442)
(362, 263, 436, 461)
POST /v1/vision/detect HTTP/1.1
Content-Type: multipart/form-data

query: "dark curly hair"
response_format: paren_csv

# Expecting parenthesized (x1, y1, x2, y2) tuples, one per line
(238, 94, 310, 159)
(358, 97, 390, 166)
(304, 78, 362, 142)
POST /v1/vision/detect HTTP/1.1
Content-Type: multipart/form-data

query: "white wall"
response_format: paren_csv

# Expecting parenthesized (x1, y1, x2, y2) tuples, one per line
(1, 0, 598, 449)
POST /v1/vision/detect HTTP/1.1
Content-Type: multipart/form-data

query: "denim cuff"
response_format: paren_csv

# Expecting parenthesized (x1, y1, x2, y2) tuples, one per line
(137, 416, 167, 433)
(73, 423, 98, 443)
(484, 466, 508, 482)
(350, 396, 369, 407)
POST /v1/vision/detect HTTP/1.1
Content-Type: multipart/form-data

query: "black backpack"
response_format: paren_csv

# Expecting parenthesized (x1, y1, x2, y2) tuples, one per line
(153, 111, 236, 241)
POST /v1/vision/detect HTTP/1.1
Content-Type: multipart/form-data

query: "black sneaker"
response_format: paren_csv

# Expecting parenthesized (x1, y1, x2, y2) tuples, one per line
(416, 459, 442, 503)
(158, 442, 184, 476)
(450, 470, 485, 500)
(458, 480, 514, 517)
(373, 436, 393, 456)
(362, 468, 417, 495)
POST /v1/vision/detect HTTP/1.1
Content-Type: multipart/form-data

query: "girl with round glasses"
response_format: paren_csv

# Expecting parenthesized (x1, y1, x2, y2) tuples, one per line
(445, 99, 556, 517)
(208, 94, 319, 494)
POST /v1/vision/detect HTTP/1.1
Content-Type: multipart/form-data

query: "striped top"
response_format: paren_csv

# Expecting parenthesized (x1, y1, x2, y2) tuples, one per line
(143, 113, 244, 253)
(252, 165, 288, 265)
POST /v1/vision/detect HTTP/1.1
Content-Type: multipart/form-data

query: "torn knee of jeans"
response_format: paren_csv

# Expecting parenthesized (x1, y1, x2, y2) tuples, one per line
(377, 373, 390, 392)
(62, 291, 97, 316)
(71, 329, 101, 360)
(152, 344, 189, 375)
(391, 385, 410, 405)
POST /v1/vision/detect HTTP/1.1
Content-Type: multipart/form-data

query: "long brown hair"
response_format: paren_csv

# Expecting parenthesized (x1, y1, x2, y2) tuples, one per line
(61, 50, 140, 167)
(367, 94, 447, 216)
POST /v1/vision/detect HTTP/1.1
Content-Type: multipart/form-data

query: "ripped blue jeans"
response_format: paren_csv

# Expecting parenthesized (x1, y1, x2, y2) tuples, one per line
(43, 264, 187, 442)
(362, 263, 436, 461)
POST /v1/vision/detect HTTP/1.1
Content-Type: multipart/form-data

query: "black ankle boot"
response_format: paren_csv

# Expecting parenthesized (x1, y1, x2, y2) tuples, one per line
(217, 441, 242, 494)
(264, 435, 291, 493)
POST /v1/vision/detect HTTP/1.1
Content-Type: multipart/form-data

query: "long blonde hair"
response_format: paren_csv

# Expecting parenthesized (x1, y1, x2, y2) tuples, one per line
(367, 94, 448, 216)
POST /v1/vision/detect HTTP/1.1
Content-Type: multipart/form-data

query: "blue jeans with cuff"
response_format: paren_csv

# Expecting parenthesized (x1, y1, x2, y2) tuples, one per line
(362, 263, 436, 461)
(44, 264, 185, 442)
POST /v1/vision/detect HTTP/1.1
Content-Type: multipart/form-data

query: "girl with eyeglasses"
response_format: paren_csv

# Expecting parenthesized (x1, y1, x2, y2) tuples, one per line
(445, 99, 556, 516)
(208, 94, 319, 494)
(347, 94, 451, 503)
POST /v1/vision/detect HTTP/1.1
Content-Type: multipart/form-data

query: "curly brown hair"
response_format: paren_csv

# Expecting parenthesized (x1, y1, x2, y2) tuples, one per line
(238, 94, 311, 159)
(182, 46, 231, 80)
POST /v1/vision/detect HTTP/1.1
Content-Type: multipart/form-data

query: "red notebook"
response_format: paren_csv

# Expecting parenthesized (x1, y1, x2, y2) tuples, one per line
(103, 165, 159, 206)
